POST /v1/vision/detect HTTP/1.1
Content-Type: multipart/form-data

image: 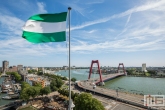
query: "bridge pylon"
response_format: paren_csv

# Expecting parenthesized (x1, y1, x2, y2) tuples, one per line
(88, 60, 103, 83)
(117, 63, 126, 74)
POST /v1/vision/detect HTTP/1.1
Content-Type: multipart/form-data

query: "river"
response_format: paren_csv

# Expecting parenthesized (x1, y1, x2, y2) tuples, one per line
(56, 69, 165, 95)
(103, 76, 165, 95)
(56, 69, 101, 80)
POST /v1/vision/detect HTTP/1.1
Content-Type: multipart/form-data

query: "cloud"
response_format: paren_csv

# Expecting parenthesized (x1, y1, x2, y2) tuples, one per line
(70, 0, 165, 31)
(0, 0, 165, 59)
(37, 2, 47, 13)
(88, 30, 97, 33)
(0, 13, 25, 36)
(60, 0, 103, 17)
(68, 0, 165, 53)
(85, 0, 104, 4)
(125, 12, 132, 27)
(0, 1, 50, 58)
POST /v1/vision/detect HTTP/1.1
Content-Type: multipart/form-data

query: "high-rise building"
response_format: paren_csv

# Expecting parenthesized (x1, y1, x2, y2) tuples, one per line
(2, 60, 9, 73)
(42, 67, 45, 74)
(17, 65, 23, 71)
(0, 67, 2, 72)
(8, 66, 17, 72)
(142, 63, 147, 72)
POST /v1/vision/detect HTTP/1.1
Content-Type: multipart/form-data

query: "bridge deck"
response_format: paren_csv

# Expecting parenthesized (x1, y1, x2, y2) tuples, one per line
(91, 73, 125, 84)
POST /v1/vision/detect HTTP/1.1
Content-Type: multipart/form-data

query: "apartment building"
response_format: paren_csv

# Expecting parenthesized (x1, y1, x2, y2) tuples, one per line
(25, 74, 50, 88)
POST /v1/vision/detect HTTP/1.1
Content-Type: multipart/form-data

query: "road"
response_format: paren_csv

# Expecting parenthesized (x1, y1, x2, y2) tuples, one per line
(71, 83, 144, 110)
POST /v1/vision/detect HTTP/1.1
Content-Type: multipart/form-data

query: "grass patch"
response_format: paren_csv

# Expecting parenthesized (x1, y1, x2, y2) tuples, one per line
(62, 85, 68, 89)
(145, 72, 150, 76)
(18, 106, 37, 110)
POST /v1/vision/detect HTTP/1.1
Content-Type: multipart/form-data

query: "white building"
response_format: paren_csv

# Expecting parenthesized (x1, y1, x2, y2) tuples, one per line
(63, 66, 68, 70)
(42, 67, 44, 73)
(156, 70, 165, 76)
(142, 63, 147, 72)
(30, 67, 38, 71)
(43, 70, 55, 74)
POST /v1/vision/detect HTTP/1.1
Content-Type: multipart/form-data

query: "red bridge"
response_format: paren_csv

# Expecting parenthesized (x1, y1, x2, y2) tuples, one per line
(88, 60, 126, 85)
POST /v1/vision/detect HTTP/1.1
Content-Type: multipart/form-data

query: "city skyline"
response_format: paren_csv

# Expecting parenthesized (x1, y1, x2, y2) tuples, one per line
(0, 60, 164, 68)
(0, 0, 165, 67)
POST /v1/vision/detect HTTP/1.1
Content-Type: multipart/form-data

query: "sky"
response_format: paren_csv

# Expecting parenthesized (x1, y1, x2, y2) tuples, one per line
(0, 0, 165, 67)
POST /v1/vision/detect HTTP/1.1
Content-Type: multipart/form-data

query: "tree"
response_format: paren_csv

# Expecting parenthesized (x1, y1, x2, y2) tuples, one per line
(20, 82, 42, 100)
(37, 71, 43, 76)
(147, 70, 156, 76)
(61, 77, 67, 80)
(21, 82, 31, 89)
(25, 87, 37, 99)
(71, 77, 76, 82)
(74, 93, 104, 110)
(6, 72, 21, 81)
(58, 89, 79, 101)
(44, 73, 67, 81)
(34, 82, 42, 88)
(56, 78, 64, 88)
(28, 70, 32, 73)
(126, 69, 135, 75)
(50, 80, 57, 91)
(73, 92, 79, 101)
(20, 88, 30, 101)
(50, 78, 64, 91)
(14, 73, 21, 81)
(58, 89, 69, 97)
(34, 87, 42, 97)
(40, 86, 51, 96)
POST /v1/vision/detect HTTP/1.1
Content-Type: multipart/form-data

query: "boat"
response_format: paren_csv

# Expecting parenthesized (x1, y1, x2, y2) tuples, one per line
(7, 91, 15, 95)
(9, 94, 19, 99)
(1, 89, 9, 93)
(2, 96, 12, 100)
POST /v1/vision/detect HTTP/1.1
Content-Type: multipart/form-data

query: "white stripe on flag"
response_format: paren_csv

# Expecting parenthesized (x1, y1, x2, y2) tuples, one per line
(23, 20, 66, 33)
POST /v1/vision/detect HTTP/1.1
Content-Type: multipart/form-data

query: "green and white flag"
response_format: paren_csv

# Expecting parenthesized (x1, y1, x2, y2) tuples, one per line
(22, 12, 67, 43)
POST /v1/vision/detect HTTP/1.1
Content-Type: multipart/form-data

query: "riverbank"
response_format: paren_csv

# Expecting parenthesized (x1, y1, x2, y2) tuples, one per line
(127, 75, 165, 78)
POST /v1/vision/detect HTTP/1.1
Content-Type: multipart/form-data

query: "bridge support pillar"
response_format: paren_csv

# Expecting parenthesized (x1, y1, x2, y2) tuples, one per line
(117, 63, 126, 75)
(99, 82, 105, 86)
(88, 60, 103, 84)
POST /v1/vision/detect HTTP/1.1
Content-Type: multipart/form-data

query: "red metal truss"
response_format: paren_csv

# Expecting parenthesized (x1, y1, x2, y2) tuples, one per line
(88, 60, 103, 82)
(118, 63, 126, 74)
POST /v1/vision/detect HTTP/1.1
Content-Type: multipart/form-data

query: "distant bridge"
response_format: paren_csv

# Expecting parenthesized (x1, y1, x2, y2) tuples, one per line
(88, 60, 126, 85)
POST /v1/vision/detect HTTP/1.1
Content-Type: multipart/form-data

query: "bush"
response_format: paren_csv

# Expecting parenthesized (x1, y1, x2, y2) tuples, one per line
(71, 78, 76, 82)
(74, 93, 104, 110)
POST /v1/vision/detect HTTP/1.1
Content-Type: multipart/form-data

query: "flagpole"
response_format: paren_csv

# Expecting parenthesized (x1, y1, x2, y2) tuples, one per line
(68, 7, 72, 110)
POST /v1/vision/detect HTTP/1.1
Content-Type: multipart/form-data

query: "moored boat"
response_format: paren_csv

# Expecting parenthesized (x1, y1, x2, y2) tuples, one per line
(2, 96, 12, 100)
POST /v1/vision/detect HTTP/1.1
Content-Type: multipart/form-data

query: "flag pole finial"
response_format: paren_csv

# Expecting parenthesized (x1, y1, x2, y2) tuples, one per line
(68, 7, 71, 10)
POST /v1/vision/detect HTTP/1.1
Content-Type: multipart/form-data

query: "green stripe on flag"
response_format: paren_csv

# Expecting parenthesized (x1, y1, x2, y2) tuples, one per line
(22, 31, 66, 43)
(28, 12, 67, 22)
